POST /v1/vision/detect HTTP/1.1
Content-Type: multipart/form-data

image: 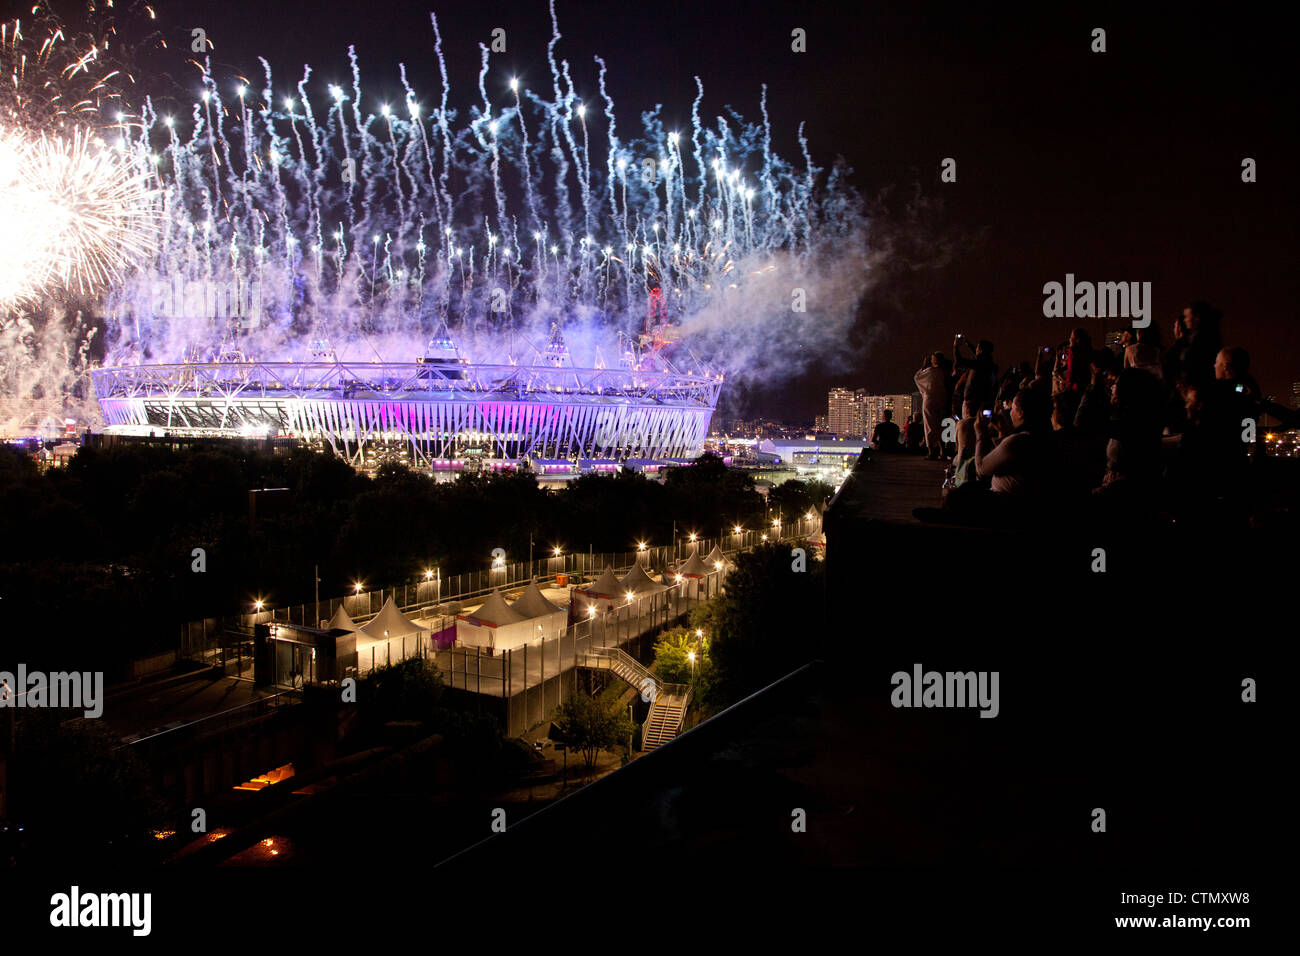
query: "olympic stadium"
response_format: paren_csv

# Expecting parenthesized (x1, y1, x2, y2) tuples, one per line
(89, 330, 723, 469)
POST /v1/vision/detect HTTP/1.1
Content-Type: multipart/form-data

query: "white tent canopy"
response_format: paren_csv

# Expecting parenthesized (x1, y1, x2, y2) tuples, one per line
(705, 545, 727, 569)
(509, 580, 569, 641)
(327, 604, 359, 632)
(460, 590, 527, 627)
(619, 563, 667, 595)
(582, 566, 624, 598)
(512, 580, 564, 618)
(359, 597, 423, 640)
(675, 547, 711, 578)
(456, 590, 536, 652)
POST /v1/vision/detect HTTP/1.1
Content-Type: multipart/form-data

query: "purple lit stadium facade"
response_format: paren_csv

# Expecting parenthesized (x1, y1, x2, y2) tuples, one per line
(90, 358, 723, 467)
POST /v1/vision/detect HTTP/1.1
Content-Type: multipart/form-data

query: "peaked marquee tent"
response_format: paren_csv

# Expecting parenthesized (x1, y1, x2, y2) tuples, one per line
(619, 563, 667, 595)
(675, 547, 711, 578)
(326, 604, 359, 632)
(359, 597, 423, 640)
(456, 589, 536, 651)
(510, 580, 569, 640)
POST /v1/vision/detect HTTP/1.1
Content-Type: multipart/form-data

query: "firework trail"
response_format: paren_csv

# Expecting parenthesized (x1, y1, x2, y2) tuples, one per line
(3, 2, 874, 429)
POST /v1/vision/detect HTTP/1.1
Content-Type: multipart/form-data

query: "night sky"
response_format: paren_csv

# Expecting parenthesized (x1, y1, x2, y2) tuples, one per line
(115, 0, 1300, 417)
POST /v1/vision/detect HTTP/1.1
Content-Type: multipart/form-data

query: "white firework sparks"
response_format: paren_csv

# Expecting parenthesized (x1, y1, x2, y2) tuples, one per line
(0, 125, 156, 307)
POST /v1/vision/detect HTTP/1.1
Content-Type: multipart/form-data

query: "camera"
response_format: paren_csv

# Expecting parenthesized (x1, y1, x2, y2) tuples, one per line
(981, 409, 992, 418)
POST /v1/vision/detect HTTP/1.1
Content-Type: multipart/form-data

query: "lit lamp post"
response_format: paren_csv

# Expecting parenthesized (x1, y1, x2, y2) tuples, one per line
(688, 649, 696, 687)
(353, 581, 364, 617)
(636, 541, 647, 566)
(553, 546, 563, 579)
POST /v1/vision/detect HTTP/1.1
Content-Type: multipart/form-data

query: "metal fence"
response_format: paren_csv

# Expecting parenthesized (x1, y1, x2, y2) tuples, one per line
(185, 517, 818, 647)
(177, 517, 819, 736)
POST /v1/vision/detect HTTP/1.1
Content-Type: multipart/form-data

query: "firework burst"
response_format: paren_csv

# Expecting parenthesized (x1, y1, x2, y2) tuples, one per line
(0, 125, 157, 306)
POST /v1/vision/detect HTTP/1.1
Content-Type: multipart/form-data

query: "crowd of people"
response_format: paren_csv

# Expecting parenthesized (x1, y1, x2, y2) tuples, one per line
(899, 301, 1292, 529)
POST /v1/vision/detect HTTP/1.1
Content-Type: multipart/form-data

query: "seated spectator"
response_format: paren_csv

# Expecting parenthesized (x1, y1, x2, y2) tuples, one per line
(974, 385, 1057, 497)
(903, 413, 926, 453)
(950, 403, 979, 488)
(871, 409, 901, 451)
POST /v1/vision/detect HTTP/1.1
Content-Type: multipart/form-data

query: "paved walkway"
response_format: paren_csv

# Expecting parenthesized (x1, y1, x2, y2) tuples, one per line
(836, 451, 948, 524)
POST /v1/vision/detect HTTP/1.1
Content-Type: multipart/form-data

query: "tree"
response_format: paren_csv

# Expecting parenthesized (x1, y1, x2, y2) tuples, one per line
(653, 627, 715, 694)
(362, 656, 444, 725)
(7, 713, 164, 864)
(553, 691, 634, 770)
(768, 478, 835, 519)
(694, 542, 824, 705)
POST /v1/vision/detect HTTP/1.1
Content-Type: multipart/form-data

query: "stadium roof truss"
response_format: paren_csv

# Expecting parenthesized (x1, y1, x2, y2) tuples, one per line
(91, 361, 723, 466)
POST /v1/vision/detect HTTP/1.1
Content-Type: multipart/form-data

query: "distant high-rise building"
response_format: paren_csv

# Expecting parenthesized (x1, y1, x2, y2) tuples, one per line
(828, 389, 917, 436)
(1292, 382, 1300, 411)
(827, 387, 863, 436)
(861, 394, 917, 434)
(813, 414, 828, 431)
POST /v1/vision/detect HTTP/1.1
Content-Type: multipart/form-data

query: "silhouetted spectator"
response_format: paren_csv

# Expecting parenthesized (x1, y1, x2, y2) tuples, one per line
(1075, 347, 1118, 435)
(1097, 368, 1165, 497)
(1124, 324, 1163, 380)
(1051, 389, 1098, 497)
(871, 409, 901, 452)
(904, 413, 926, 453)
(1214, 346, 1259, 401)
(1166, 382, 1249, 527)
(1178, 300, 1223, 388)
(953, 337, 998, 412)
(1064, 327, 1092, 392)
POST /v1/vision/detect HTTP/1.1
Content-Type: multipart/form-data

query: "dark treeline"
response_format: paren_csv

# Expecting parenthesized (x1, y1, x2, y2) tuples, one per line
(0, 444, 831, 672)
